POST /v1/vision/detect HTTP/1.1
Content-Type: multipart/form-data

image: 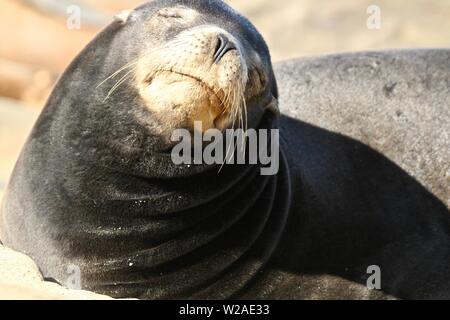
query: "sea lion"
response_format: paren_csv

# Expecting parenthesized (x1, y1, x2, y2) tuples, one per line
(1, 0, 449, 300)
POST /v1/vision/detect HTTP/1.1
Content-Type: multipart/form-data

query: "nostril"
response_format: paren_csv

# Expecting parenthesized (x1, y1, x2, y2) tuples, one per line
(214, 35, 225, 57)
(213, 34, 236, 63)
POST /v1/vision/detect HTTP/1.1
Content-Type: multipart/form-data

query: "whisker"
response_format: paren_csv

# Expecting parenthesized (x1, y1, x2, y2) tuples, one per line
(239, 84, 246, 152)
(219, 87, 239, 173)
(240, 88, 248, 152)
(103, 67, 136, 102)
(236, 84, 243, 151)
(96, 60, 138, 89)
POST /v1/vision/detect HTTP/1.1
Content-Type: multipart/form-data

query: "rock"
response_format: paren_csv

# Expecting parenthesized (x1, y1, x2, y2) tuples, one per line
(0, 244, 112, 300)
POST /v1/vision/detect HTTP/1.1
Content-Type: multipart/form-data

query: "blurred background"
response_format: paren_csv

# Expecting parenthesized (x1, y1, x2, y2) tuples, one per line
(1, 0, 450, 198)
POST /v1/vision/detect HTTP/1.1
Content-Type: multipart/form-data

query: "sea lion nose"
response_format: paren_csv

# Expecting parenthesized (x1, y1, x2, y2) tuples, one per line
(213, 34, 236, 63)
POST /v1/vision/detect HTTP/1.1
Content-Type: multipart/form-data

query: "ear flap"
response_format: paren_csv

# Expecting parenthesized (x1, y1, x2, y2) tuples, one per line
(114, 10, 134, 24)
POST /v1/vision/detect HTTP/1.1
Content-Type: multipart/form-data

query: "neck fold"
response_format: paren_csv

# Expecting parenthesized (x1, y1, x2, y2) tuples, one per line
(76, 112, 291, 299)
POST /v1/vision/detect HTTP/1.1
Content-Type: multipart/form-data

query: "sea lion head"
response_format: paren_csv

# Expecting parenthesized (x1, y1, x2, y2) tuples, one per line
(100, 0, 278, 141)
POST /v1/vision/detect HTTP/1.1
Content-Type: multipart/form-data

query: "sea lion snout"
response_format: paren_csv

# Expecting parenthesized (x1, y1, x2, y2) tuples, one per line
(136, 24, 255, 132)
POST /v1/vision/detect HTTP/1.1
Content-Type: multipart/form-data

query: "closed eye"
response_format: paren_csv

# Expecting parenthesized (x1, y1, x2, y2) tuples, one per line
(158, 7, 195, 20)
(159, 11, 182, 19)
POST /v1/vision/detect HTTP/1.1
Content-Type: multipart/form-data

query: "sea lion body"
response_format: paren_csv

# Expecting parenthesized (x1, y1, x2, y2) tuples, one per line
(263, 50, 450, 299)
(1, 0, 449, 299)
